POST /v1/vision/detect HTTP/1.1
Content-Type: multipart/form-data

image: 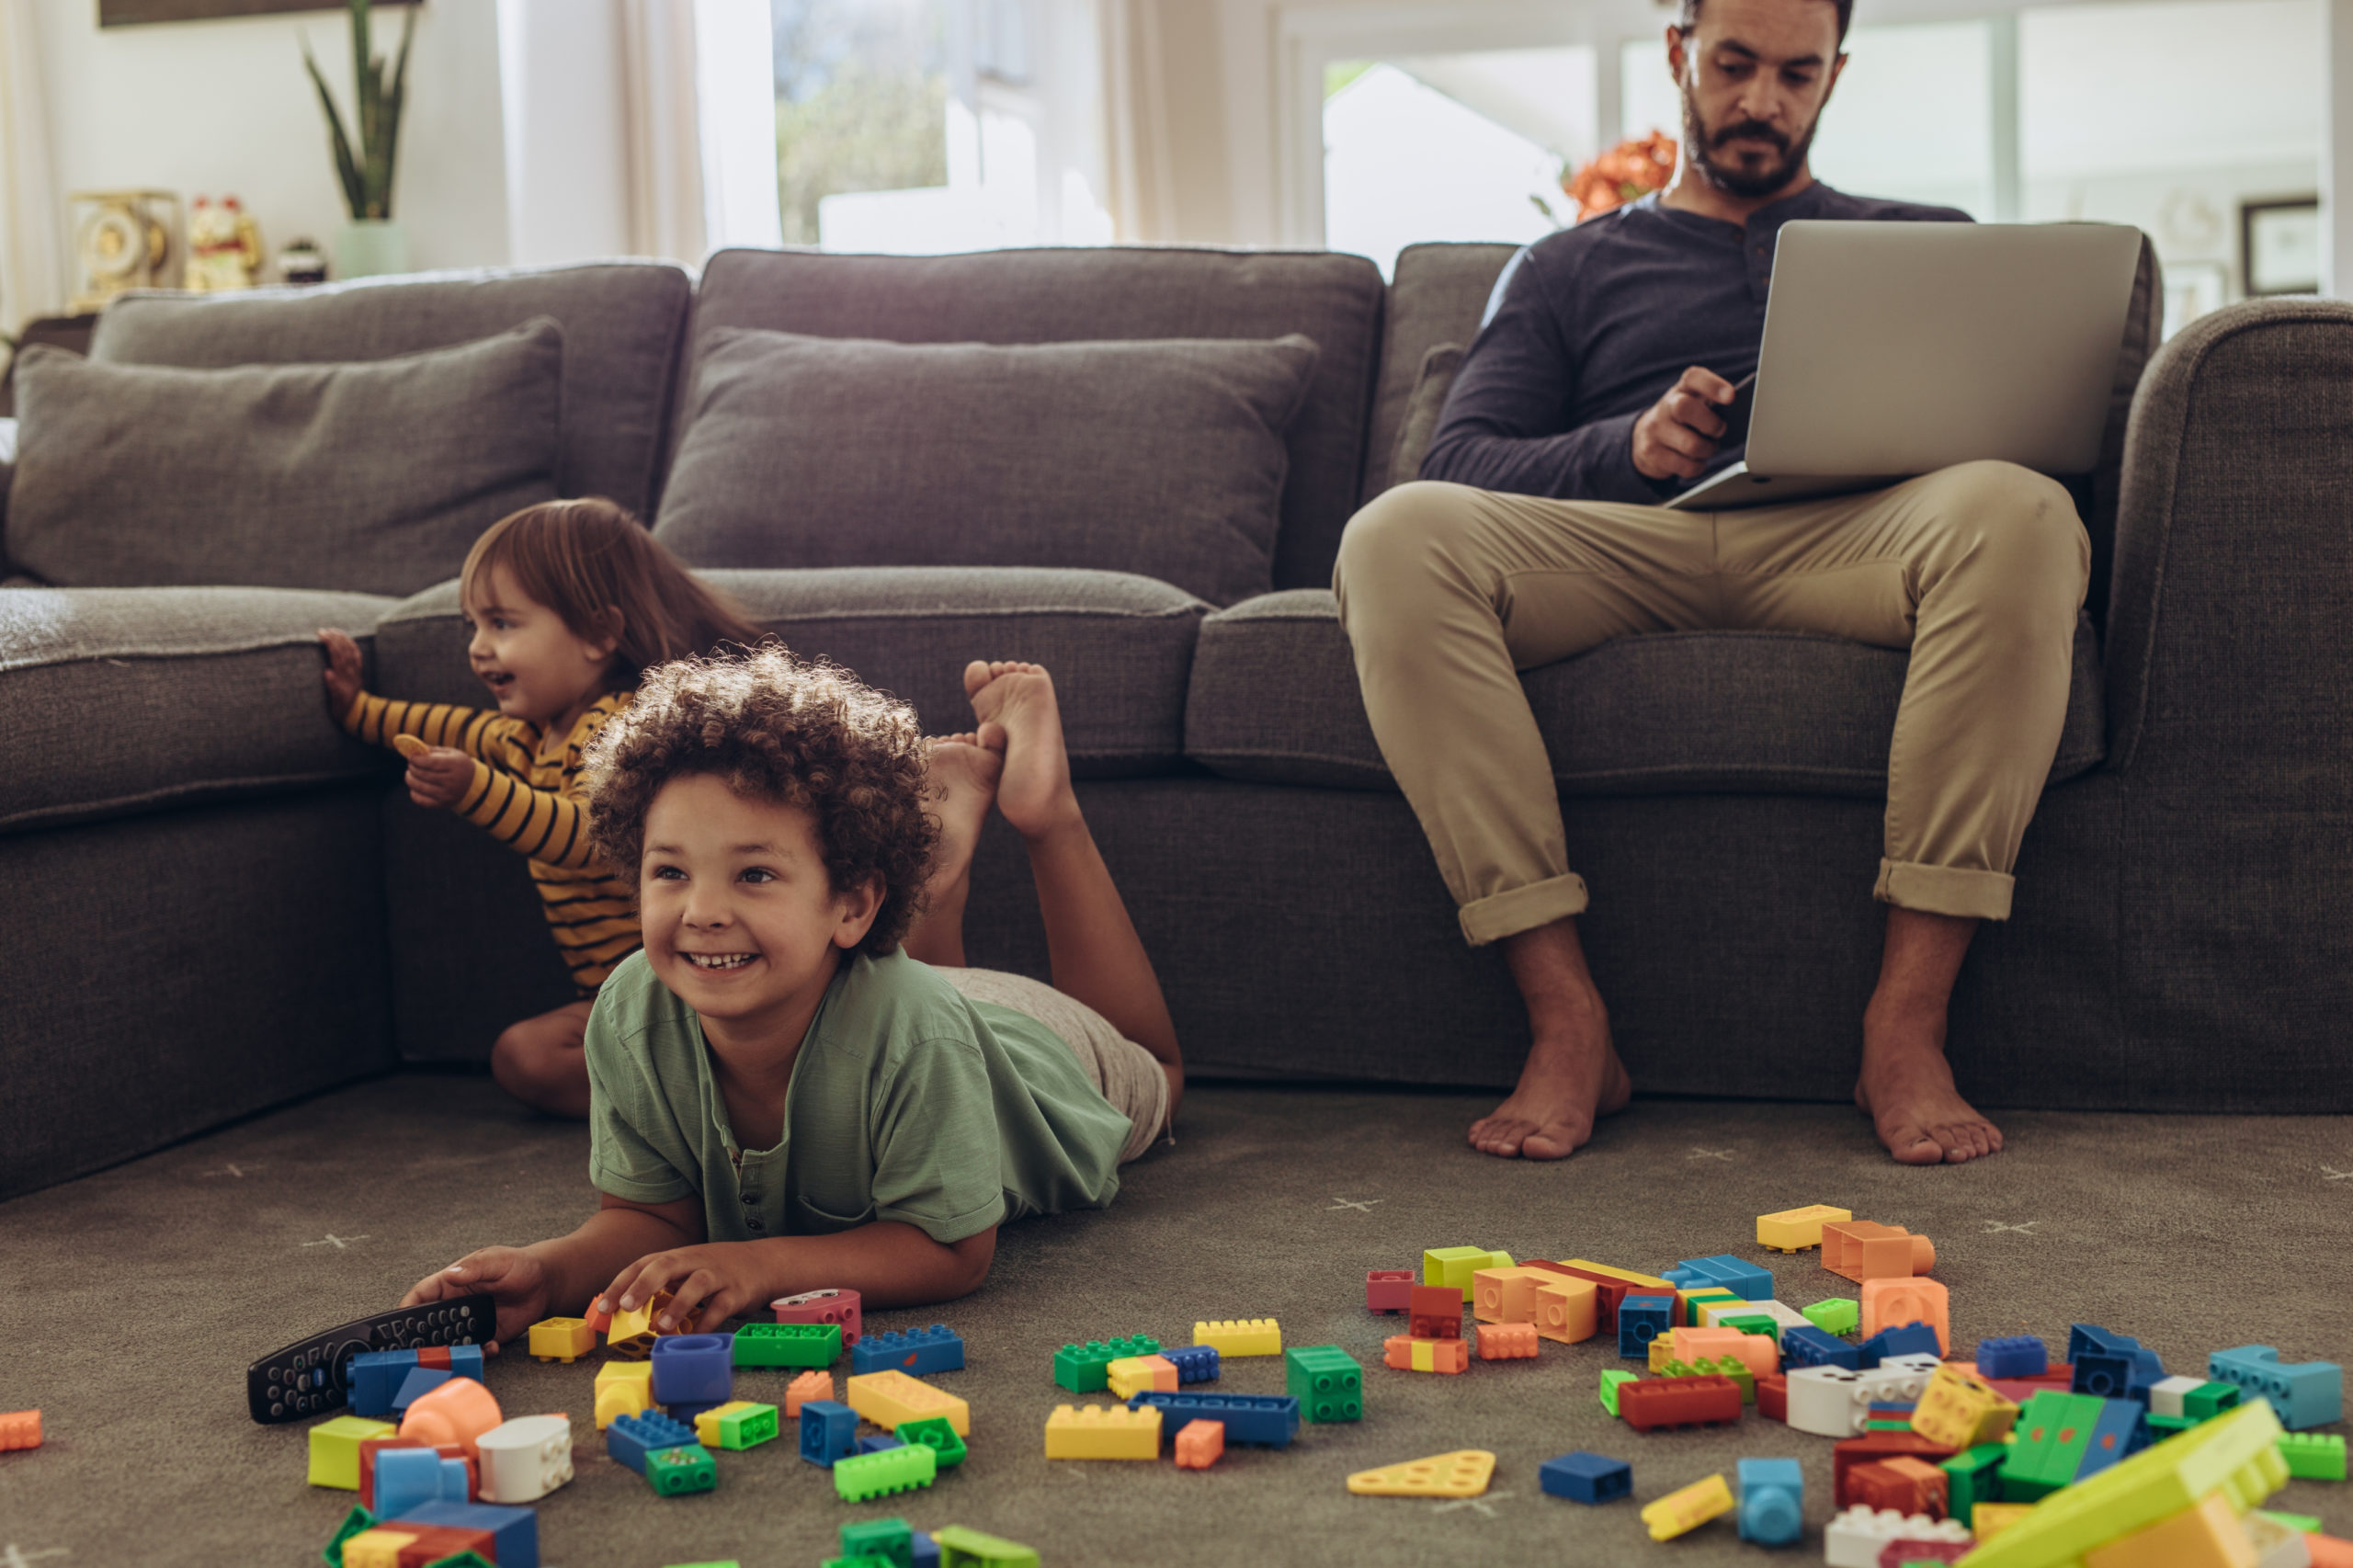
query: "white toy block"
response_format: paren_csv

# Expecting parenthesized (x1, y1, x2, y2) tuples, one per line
(1747, 1300, 1815, 1332)
(1786, 1355, 1944, 1437)
(2148, 1374, 2206, 1419)
(475, 1414, 574, 1503)
(2245, 1511, 2313, 1568)
(1824, 1506, 1972, 1568)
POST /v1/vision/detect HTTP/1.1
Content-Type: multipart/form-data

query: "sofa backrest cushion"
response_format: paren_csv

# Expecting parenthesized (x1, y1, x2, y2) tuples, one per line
(89, 261, 690, 518)
(654, 328, 1319, 607)
(677, 246, 1385, 593)
(6, 321, 563, 597)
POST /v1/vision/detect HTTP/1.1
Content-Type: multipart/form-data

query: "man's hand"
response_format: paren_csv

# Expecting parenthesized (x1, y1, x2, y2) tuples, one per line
(318, 629, 363, 719)
(400, 1246, 553, 1352)
(1631, 366, 1739, 483)
(404, 745, 474, 811)
(600, 1243, 770, 1334)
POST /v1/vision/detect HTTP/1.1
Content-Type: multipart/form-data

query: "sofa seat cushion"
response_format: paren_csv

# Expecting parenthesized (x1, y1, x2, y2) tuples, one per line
(1185, 589, 2107, 795)
(375, 567, 1208, 778)
(0, 585, 396, 833)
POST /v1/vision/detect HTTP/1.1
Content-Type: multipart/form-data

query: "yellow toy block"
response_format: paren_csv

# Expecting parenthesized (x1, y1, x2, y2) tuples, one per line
(1679, 1287, 1740, 1325)
(1756, 1204, 1854, 1252)
(1642, 1473, 1735, 1540)
(1911, 1362, 2018, 1449)
(693, 1399, 774, 1449)
(1347, 1449, 1496, 1499)
(1107, 1354, 1178, 1399)
(1044, 1403, 1161, 1460)
(1194, 1318, 1282, 1357)
(1533, 1278, 1597, 1344)
(307, 1415, 397, 1489)
(1558, 1258, 1675, 1291)
(1972, 1504, 2033, 1542)
(341, 1530, 420, 1568)
(1472, 1266, 1552, 1324)
(526, 1317, 596, 1363)
(1651, 1335, 1678, 1372)
(847, 1369, 971, 1437)
(2084, 1494, 2256, 1568)
(606, 1302, 653, 1342)
(1425, 1247, 1515, 1301)
(593, 1359, 653, 1428)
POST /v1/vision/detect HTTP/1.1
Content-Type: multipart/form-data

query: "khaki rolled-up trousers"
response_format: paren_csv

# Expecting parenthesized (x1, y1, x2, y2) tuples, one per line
(1330, 460, 2090, 945)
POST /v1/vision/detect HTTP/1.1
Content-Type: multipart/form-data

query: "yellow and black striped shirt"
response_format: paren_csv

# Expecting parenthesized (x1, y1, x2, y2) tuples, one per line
(344, 688, 638, 994)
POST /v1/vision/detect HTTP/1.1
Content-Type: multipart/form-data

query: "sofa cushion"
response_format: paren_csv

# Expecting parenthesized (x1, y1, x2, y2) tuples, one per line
(88, 260, 691, 518)
(376, 566, 1207, 777)
(0, 585, 396, 833)
(1389, 342, 1465, 490)
(6, 322, 563, 596)
(653, 328, 1318, 608)
(681, 246, 1384, 594)
(1184, 588, 2106, 795)
(1362, 243, 1518, 504)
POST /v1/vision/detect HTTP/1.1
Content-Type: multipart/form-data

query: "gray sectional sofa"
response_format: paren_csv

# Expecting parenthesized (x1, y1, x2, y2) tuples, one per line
(3, 239, 2345, 1203)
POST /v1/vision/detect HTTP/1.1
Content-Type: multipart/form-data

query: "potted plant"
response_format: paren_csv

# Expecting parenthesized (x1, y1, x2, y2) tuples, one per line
(302, 0, 416, 278)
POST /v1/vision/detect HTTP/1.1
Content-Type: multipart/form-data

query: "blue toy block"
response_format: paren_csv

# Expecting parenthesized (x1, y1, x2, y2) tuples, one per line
(347, 1349, 420, 1419)
(382, 1499, 540, 1568)
(2210, 1346, 2346, 1430)
(912, 1530, 940, 1568)
(850, 1324, 966, 1377)
(665, 1400, 723, 1425)
(1975, 1335, 2049, 1380)
(1869, 1402, 1918, 1418)
(442, 1343, 485, 1381)
(800, 1399, 860, 1467)
(1737, 1457, 1804, 1547)
(2068, 1324, 2137, 1362)
(2073, 1397, 2150, 1481)
(1617, 1295, 1676, 1358)
(858, 1434, 907, 1454)
(390, 1366, 453, 1418)
(1164, 1345, 1220, 1384)
(1781, 1324, 1862, 1371)
(1540, 1450, 1632, 1504)
(649, 1333, 733, 1406)
(1665, 1255, 1776, 1303)
(606, 1409, 698, 1474)
(373, 1447, 449, 1518)
(1127, 1391, 1301, 1448)
(1857, 1322, 1942, 1368)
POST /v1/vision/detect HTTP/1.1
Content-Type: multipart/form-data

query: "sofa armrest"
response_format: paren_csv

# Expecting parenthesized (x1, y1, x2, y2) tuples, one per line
(0, 415, 16, 541)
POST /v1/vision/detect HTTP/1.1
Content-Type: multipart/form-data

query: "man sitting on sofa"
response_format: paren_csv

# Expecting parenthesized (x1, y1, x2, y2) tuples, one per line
(1332, 0, 2088, 1164)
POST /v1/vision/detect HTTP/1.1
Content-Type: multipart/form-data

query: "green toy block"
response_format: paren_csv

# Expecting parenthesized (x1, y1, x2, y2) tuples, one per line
(644, 1443, 718, 1495)
(711, 1401, 779, 1449)
(2257, 1510, 2325, 1534)
(841, 1517, 916, 1568)
(2149, 1414, 2197, 1440)
(895, 1415, 968, 1469)
(834, 1440, 938, 1503)
(932, 1526, 1042, 1568)
(1285, 1345, 1364, 1422)
(1683, 1289, 1740, 1326)
(322, 1505, 379, 1568)
(2002, 1390, 2107, 1502)
(733, 1321, 841, 1368)
(1719, 1312, 1780, 1344)
(2279, 1432, 2347, 1481)
(1803, 1298, 1861, 1336)
(1599, 1368, 1639, 1416)
(420, 1555, 495, 1568)
(2184, 1381, 2244, 1421)
(1698, 1356, 1756, 1403)
(820, 1558, 896, 1568)
(1052, 1334, 1159, 1393)
(1942, 1443, 2009, 1527)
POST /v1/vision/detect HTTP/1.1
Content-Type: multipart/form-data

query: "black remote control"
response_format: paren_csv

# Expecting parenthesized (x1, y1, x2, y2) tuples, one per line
(245, 1295, 497, 1424)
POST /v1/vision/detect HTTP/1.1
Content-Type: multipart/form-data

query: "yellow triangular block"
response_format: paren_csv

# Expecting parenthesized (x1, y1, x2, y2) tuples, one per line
(1347, 1449, 1495, 1498)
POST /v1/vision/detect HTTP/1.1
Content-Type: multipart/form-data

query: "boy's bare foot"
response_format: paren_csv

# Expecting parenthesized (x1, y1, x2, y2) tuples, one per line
(1469, 1003, 1633, 1159)
(1856, 1006, 2003, 1165)
(924, 733, 1004, 900)
(964, 660, 1081, 840)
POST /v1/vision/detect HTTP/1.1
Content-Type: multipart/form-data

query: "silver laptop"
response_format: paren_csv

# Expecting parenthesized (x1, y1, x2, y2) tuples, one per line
(1667, 221, 2142, 511)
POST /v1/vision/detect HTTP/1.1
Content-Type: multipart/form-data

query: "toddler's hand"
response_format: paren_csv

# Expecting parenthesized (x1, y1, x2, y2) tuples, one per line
(599, 1244, 766, 1335)
(317, 629, 363, 718)
(405, 747, 474, 811)
(401, 1245, 551, 1352)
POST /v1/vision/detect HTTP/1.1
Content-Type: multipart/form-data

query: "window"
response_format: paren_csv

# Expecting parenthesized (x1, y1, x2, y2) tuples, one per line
(771, 0, 951, 248)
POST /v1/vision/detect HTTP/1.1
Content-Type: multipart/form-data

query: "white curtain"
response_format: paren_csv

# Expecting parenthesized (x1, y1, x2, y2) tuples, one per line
(0, 0, 62, 332)
(1100, 0, 1182, 242)
(617, 0, 781, 264)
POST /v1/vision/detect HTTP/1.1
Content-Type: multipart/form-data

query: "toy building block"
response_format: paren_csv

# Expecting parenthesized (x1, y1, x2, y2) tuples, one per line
(801, 1400, 861, 1467)
(733, 1321, 842, 1369)
(1693, 1356, 1757, 1403)
(2149, 1375, 2209, 1419)
(2259, 1509, 2326, 1535)
(1785, 1324, 1866, 1371)
(1643, 1473, 1735, 1540)
(2081, 1492, 2261, 1568)
(391, 1367, 453, 1419)
(930, 1526, 1040, 1568)
(400, 1375, 503, 1458)
(1851, 1456, 1949, 1517)
(1541, 1259, 1679, 1332)
(853, 1324, 966, 1377)
(783, 1369, 835, 1419)
(1678, 1325, 1780, 1379)
(847, 1369, 971, 1437)
(356, 1437, 471, 1510)
(1174, 1418, 1224, 1470)
(608, 1301, 656, 1344)
(649, 1334, 733, 1407)
(1824, 1507, 1972, 1568)
(1385, 1334, 1470, 1374)
(1163, 1345, 1219, 1384)
(385, 1498, 540, 1568)
(1738, 1456, 1806, 1546)
(1131, 1391, 1300, 1448)
(2211, 1346, 2345, 1430)
(473, 1415, 573, 1503)
(1758, 1373, 1789, 1423)
(1976, 1336, 2051, 1381)
(2076, 1397, 2152, 1483)
(1861, 1279, 1950, 1352)
(835, 1441, 938, 1502)
(1107, 1354, 1180, 1400)
(1622, 1375, 1743, 1432)
(1424, 1246, 1514, 1300)
(608, 1332, 659, 1361)
(1052, 1335, 1159, 1393)
(1859, 1323, 1944, 1369)
(858, 1433, 906, 1454)
(693, 1400, 779, 1451)
(1542, 1450, 1633, 1504)
(0, 1408, 39, 1453)
(372, 1449, 481, 1529)
(1534, 1278, 1599, 1345)
(641, 1442, 717, 1496)
(608, 1409, 699, 1473)
(1287, 1345, 1365, 1420)
(1941, 1444, 2010, 1527)
(2245, 1514, 2319, 1568)
(1912, 1364, 2019, 1449)
(1368, 1268, 1415, 1313)
(592, 1360, 654, 1430)
(1758, 1204, 1854, 1252)
(1407, 1285, 1463, 1340)
(1822, 1221, 1937, 1282)
(1971, 1503, 2033, 1543)
(1347, 1449, 1496, 1499)
(348, 1350, 421, 1419)
(1833, 1431, 1964, 1507)
(1195, 1318, 1282, 1357)
(2000, 1390, 2108, 1501)
(1044, 1403, 1161, 1460)
(2278, 1432, 2347, 1481)
(2186, 1381, 2245, 1421)
(1681, 1288, 1742, 1325)
(1662, 1255, 1777, 1302)
(339, 1528, 423, 1568)
(772, 1287, 864, 1346)
(841, 1517, 915, 1567)
(1599, 1368, 1640, 1416)
(1477, 1323, 1540, 1361)
(1618, 1294, 1677, 1358)
(895, 1415, 968, 1469)
(1473, 1265, 1556, 1324)
(520, 1316, 594, 1365)
(1720, 1313, 1783, 1346)
(1806, 1298, 1863, 1336)
(310, 1415, 400, 1490)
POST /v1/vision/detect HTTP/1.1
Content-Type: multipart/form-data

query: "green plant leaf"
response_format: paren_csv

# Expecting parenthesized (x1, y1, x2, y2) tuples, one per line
(378, 1, 415, 219)
(301, 40, 366, 219)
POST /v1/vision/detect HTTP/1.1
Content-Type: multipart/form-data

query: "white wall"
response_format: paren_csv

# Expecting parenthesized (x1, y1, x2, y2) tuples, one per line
(496, 0, 631, 267)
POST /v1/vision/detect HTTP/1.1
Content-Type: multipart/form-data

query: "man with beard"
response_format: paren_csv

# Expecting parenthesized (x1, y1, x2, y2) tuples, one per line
(1333, 0, 2088, 1165)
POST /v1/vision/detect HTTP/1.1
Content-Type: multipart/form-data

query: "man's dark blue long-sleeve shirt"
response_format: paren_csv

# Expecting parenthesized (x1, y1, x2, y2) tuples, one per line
(1418, 182, 1970, 505)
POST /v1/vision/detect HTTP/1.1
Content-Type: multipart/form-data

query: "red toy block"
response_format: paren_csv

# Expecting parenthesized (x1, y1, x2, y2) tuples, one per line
(1757, 1374, 1788, 1423)
(416, 1346, 452, 1370)
(1620, 1375, 1742, 1431)
(1832, 1432, 1957, 1507)
(582, 1298, 613, 1335)
(389, 1524, 495, 1566)
(1368, 1269, 1415, 1313)
(771, 1287, 864, 1346)
(0, 1410, 40, 1450)
(1174, 1419, 1224, 1469)
(1409, 1285, 1462, 1340)
(1476, 1323, 1540, 1360)
(1385, 1334, 1470, 1373)
(1878, 1542, 1971, 1567)
(2309, 1536, 2353, 1568)
(1848, 1456, 1948, 1517)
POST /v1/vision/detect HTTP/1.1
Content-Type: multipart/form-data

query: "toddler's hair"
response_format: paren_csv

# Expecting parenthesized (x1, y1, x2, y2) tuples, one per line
(460, 498, 766, 683)
(580, 645, 938, 956)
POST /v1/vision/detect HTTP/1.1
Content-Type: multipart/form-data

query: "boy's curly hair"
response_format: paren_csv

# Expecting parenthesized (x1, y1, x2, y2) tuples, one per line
(581, 645, 938, 955)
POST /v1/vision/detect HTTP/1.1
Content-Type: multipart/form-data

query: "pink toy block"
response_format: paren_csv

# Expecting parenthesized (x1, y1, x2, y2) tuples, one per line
(1367, 1269, 1415, 1313)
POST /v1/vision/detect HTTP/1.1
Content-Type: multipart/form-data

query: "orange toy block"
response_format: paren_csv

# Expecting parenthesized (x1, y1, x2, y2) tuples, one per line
(784, 1369, 833, 1418)
(1677, 1325, 1779, 1377)
(1472, 1266, 1554, 1324)
(0, 1410, 40, 1450)
(398, 1377, 504, 1459)
(2083, 1493, 2255, 1568)
(1822, 1220, 1936, 1282)
(1860, 1277, 1951, 1353)
(1477, 1323, 1540, 1360)
(1533, 1278, 1598, 1344)
(1174, 1419, 1224, 1470)
(1384, 1334, 1471, 1374)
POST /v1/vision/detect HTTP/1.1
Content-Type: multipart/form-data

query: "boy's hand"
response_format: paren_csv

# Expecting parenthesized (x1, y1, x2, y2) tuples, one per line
(317, 629, 363, 718)
(600, 1244, 767, 1333)
(401, 1246, 552, 1351)
(404, 747, 474, 810)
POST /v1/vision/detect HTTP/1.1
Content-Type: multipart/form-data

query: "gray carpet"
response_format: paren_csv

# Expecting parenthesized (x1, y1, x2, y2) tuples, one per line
(2, 1075, 2348, 1568)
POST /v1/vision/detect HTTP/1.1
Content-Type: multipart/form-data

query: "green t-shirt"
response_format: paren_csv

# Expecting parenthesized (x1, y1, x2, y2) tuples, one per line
(584, 947, 1131, 1244)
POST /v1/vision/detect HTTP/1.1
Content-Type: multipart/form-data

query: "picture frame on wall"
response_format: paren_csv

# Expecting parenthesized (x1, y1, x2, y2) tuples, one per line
(2162, 260, 2229, 342)
(2240, 196, 2321, 297)
(100, 0, 416, 26)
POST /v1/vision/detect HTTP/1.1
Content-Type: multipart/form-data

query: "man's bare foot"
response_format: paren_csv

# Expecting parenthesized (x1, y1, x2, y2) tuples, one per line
(1468, 1005, 1634, 1160)
(1856, 1006, 2003, 1165)
(964, 660, 1080, 840)
(924, 733, 1003, 899)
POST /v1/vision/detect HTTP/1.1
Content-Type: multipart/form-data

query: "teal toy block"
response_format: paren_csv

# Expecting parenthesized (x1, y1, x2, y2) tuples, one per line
(1284, 1345, 1364, 1423)
(2210, 1346, 2344, 1430)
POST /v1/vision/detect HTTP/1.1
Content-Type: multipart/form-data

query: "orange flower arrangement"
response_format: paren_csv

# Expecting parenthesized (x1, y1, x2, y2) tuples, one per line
(1563, 131, 1679, 222)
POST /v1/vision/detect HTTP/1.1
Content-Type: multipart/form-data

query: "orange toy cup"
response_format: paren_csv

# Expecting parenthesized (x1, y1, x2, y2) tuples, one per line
(398, 1377, 505, 1458)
